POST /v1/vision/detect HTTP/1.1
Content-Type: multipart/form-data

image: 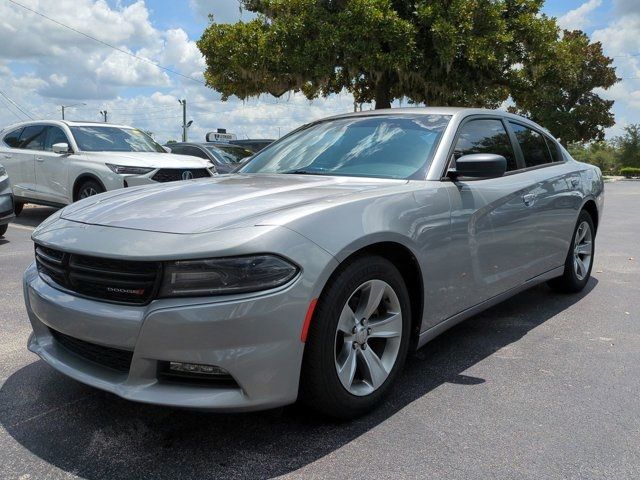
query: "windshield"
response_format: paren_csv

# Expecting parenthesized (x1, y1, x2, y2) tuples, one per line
(240, 114, 450, 179)
(206, 145, 253, 164)
(70, 126, 165, 152)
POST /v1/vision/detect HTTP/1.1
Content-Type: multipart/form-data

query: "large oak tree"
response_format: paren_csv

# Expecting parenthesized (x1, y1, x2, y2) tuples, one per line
(197, 0, 617, 142)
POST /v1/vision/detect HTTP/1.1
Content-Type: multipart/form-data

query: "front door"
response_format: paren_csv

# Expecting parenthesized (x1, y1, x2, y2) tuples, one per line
(34, 126, 71, 204)
(441, 117, 543, 315)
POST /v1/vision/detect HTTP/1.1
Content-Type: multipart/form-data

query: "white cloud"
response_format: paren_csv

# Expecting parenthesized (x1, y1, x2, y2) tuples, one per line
(557, 0, 602, 30)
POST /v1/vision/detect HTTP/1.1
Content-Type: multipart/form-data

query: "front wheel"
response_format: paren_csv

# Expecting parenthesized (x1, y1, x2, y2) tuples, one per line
(548, 210, 595, 293)
(300, 255, 411, 418)
(75, 180, 104, 200)
(0, 223, 7, 237)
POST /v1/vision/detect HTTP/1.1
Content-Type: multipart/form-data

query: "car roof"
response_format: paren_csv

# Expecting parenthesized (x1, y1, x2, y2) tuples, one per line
(0, 119, 138, 131)
(317, 107, 554, 137)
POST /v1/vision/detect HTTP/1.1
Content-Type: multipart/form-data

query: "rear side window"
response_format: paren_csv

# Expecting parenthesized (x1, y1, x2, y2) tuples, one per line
(509, 123, 553, 167)
(19, 125, 47, 150)
(544, 137, 563, 163)
(3, 127, 24, 148)
(44, 126, 69, 151)
(182, 146, 209, 159)
(453, 119, 518, 171)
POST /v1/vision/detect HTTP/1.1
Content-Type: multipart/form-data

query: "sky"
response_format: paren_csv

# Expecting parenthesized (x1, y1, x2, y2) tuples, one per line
(0, 0, 638, 143)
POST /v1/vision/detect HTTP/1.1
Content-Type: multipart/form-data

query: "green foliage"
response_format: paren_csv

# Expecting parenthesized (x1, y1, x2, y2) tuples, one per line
(197, 0, 617, 142)
(510, 30, 617, 144)
(620, 167, 640, 178)
(566, 124, 640, 174)
(614, 124, 640, 169)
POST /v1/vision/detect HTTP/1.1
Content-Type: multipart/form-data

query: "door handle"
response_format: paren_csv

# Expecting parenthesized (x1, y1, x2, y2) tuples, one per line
(35, 156, 44, 162)
(570, 178, 580, 188)
(522, 193, 536, 207)
(2, 153, 11, 159)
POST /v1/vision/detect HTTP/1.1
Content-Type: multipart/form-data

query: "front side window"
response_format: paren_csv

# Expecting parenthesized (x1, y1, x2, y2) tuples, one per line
(69, 126, 165, 152)
(241, 114, 450, 179)
(509, 122, 553, 167)
(453, 119, 518, 171)
(3, 127, 24, 148)
(44, 126, 70, 151)
(19, 125, 47, 150)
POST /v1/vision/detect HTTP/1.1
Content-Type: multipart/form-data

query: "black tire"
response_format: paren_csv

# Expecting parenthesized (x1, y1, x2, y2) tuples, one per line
(0, 223, 7, 237)
(13, 202, 23, 216)
(548, 210, 595, 293)
(75, 180, 104, 201)
(300, 255, 411, 419)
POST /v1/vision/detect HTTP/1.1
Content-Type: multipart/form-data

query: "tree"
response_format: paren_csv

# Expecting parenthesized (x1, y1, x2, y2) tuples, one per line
(567, 141, 619, 174)
(197, 0, 617, 142)
(510, 30, 617, 144)
(615, 124, 640, 168)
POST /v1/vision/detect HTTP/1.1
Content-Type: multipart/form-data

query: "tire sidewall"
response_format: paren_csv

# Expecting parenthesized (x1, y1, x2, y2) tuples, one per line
(76, 180, 104, 201)
(302, 255, 411, 416)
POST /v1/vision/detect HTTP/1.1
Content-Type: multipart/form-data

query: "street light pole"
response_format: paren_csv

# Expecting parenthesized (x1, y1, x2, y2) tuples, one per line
(100, 110, 108, 122)
(178, 99, 187, 142)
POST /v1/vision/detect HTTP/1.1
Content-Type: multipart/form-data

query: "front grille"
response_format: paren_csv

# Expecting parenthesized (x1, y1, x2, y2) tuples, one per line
(35, 245, 161, 305)
(50, 328, 133, 373)
(152, 168, 211, 183)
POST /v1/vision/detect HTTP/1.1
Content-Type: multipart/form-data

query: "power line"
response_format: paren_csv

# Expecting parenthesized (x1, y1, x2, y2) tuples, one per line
(0, 95, 25, 121)
(8, 0, 206, 86)
(0, 89, 34, 119)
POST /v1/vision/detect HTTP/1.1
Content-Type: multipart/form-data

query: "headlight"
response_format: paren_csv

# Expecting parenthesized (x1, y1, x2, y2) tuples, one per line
(158, 254, 299, 297)
(106, 163, 154, 175)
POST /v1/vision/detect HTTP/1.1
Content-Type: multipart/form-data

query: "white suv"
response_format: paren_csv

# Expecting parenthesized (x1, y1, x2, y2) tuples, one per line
(0, 120, 215, 214)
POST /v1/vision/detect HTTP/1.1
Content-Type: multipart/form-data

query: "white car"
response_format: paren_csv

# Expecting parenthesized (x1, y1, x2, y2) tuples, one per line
(0, 120, 215, 214)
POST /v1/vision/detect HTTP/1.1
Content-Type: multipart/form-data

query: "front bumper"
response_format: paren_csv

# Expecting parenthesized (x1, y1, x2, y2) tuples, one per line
(23, 228, 337, 411)
(0, 190, 14, 225)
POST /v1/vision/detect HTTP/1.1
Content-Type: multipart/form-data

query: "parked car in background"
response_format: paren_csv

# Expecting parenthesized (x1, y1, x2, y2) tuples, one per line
(0, 120, 215, 214)
(24, 108, 603, 418)
(167, 142, 253, 174)
(230, 139, 275, 153)
(0, 163, 15, 237)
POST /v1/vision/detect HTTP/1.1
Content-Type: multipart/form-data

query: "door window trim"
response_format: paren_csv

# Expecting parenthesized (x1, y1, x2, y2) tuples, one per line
(440, 114, 525, 180)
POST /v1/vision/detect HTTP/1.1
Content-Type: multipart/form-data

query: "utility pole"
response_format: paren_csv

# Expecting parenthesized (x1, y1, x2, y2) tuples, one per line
(179, 99, 187, 142)
(100, 110, 108, 122)
(61, 105, 65, 120)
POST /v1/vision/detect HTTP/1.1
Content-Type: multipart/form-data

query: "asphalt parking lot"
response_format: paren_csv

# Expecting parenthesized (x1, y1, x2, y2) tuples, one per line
(1, 181, 639, 480)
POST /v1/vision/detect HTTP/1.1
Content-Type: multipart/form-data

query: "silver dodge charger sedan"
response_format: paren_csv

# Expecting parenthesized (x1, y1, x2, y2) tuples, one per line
(23, 108, 603, 418)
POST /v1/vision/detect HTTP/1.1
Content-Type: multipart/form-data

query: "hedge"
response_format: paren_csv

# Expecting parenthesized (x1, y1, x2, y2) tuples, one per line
(620, 167, 640, 178)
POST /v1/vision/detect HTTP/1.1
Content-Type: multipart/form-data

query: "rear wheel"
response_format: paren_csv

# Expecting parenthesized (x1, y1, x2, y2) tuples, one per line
(13, 202, 23, 216)
(300, 256, 411, 418)
(548, 210, 595, 293)
(76, 180, 104, 200)
(0, 224, 7, 237)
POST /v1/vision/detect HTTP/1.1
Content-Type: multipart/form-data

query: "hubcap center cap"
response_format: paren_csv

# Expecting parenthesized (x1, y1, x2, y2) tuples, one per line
(354, 326, 368, 345)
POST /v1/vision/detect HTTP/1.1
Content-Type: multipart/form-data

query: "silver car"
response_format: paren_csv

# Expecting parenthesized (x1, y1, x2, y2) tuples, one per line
(23, 108, 603, 417)
(0, 163, 15, 237)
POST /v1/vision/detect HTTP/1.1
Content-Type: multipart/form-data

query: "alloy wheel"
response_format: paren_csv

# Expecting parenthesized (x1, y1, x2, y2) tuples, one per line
(573, 221, 593, 280)
(334, 279, 403, 396)
(79, 187, 99, 199)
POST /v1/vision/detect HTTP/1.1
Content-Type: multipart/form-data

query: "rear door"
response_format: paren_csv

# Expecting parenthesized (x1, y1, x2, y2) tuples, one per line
(34, 126, 71, 204)
(5, 125, 47, 199)
(442, 116, 543, 313)
(507, 122, 577, 273)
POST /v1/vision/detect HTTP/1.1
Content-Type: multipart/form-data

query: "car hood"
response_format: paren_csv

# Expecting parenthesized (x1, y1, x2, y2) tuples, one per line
(82, 151, 211, 169)
(59, 174, 406, 234)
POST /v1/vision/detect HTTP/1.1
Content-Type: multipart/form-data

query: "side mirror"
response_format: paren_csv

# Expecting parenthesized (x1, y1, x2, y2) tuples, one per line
(448, 153, 507, 179)
(163, 146, 172, 153)
(52, 143, 71, 154)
